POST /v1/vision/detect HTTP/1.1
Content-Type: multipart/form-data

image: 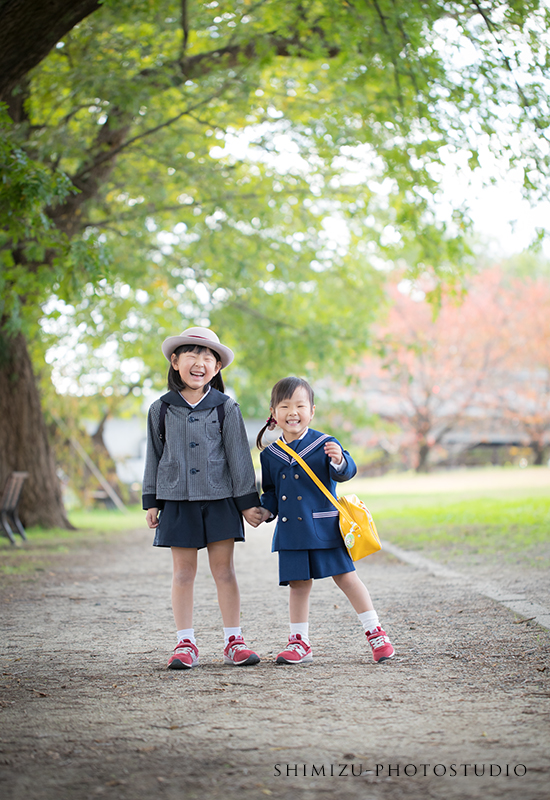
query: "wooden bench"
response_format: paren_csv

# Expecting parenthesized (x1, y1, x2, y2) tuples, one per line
(1, 472, 29, 545)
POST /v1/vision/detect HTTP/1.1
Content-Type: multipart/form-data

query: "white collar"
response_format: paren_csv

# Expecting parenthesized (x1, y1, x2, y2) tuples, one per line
(281, 427, 309, 444)
(180, 386, 211, 408)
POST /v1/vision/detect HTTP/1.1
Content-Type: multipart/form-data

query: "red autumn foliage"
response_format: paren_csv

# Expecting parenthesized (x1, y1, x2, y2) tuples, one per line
(351, 268, 549, 471)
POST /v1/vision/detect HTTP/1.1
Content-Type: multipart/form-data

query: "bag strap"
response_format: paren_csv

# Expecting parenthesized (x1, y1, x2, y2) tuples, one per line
(159, 401, 169, 442)
(159, 400, 225, 443)
(275, 439, 354, 527)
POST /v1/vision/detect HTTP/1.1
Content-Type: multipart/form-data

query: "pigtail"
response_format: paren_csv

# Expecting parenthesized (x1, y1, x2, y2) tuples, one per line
(256, 415, 277, 450)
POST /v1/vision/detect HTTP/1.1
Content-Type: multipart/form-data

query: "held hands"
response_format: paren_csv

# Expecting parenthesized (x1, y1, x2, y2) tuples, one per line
(146, 508, 160, 529)
(147, 506, 271, 529)
(324, 441, 343, 465)
(242, 506, 272, 528)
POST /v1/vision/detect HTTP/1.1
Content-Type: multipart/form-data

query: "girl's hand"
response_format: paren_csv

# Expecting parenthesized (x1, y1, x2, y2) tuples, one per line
(324, 441, 343, 465)
(242, 506, 270, 528)
(146, 508, 160, 529)
(257, 507, 272, 523)
(242, 507, 263, 528)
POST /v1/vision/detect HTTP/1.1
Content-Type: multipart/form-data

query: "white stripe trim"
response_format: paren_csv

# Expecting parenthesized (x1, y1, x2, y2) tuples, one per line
(312, 510, 339, 518)
(268, 433, 331, 466)
(267, 442, 291, 463)
(295, 434, 330, 462)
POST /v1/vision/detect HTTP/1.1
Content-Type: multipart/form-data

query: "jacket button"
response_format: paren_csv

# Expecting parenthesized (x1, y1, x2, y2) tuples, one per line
(294, 474, 299, 479)
(190, 442, 198, 448)
(297, 496, 302, 500)
(281, 517, 287, 522)
(297, 517, 303, 521)
(281, 495, 287, 501)
(190, 468, 200, 474)
(189, 416, 196, 422)
(282, 474, 286, 479)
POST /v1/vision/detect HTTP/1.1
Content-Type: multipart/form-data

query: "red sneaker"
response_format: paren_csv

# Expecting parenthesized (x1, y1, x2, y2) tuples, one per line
(168, 639, 199, 670)
(366, 627, 395, 662)
(223, 635, 260, 666)
(276, 634, 313, 664)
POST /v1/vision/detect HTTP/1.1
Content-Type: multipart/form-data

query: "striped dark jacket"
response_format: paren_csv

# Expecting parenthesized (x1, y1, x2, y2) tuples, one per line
(142, 389, 259, 511)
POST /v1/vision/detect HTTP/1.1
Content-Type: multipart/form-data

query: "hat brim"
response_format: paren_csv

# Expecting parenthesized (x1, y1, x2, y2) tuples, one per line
(161, 335, 234, 368)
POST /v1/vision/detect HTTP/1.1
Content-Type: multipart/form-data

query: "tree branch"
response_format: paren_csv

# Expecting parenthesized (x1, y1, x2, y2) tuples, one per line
(181, 0, 189, 57)
(72, 75, 245, 185)
(139, 29, 341, 89)
(0, 0, 102, 102)
(226, 301, 303, 332)
(470, 0, 549, 140)
(369, 0, 405, 111)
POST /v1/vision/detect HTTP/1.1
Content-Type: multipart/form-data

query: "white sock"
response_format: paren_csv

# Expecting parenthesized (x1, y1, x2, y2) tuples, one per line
(224, 626, 242, 645)
(358, 610, 380, 635)
(290, 622, 309, 643)
(177, 628, 196, 645)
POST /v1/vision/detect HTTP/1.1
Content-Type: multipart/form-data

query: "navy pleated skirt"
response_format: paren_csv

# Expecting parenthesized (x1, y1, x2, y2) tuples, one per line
(153, 498, 244, 549)
(277, 545, 355, 586)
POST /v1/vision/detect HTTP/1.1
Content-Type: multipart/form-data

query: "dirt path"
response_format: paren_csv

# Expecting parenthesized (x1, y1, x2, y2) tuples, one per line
(1, 523, 549, 800)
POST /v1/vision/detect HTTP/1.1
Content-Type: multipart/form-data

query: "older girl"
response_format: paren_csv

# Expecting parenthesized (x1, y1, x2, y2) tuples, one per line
(143, 327, 263, 669)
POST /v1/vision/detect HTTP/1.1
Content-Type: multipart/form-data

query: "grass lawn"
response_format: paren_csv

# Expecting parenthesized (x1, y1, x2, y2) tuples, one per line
(0, 506, 145, 576)
(350, 467, 550, 570)
(2, 467, 549, 576)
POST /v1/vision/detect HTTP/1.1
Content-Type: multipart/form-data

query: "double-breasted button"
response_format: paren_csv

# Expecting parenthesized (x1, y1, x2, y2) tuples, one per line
(281, 517, 288, 522)
(189, 416, 197, 422)
(294, 474, 299, 479)
(190, 468, 200, 474)
(190, 442, 198, 448)
(297, 496, 302, 500)
(281, 495, 287, 501)
(297, 517, 303, 521)
(282, 474, 286, 479)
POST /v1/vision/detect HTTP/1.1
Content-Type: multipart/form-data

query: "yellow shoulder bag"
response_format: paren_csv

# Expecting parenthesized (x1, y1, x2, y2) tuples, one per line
(275, 440, 381, 561)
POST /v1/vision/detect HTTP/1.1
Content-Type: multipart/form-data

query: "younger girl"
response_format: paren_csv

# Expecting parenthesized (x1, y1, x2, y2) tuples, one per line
(143, 327, 264, 669)
(256, 377, 394, 664)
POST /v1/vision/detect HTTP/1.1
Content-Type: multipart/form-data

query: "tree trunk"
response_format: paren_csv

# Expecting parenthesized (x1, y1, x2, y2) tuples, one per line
(0, 331, 73, 529)
(416, 442, 431, 473)
(531, 440, 547, 466)
(90, 414, 127, 503)
(0, 0, 102, 103)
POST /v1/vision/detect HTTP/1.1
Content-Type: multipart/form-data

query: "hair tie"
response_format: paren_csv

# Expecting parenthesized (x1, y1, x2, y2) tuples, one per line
(266, 415, 277, 431)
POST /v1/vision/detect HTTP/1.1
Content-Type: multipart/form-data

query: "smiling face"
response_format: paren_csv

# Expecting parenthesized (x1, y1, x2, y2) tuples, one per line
(271, 386, 315, 442)
(170, 346, 222, 393)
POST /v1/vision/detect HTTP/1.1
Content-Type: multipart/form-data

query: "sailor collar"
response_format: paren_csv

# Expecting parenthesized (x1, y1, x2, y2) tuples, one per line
(266, 429, 330, 465)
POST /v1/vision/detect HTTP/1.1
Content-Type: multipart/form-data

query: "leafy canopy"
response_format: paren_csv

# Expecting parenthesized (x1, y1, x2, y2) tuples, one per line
(3, 0, 550, 414)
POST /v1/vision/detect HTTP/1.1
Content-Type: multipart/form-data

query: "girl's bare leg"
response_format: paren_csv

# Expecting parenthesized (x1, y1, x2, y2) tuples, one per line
(288, 579, 313, 623)
(171, 547, 198, 630)
(207, 538, 241, 627)
(332, 571, 374, 614)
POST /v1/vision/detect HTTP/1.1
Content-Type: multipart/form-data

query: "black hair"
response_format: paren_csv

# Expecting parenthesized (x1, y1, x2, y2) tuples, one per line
(256, 377, 314, 450)
(167, 344, 225, 394)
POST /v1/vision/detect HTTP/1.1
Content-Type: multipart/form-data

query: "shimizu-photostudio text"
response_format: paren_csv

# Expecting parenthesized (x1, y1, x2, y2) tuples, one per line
(273, 763, 527, 778)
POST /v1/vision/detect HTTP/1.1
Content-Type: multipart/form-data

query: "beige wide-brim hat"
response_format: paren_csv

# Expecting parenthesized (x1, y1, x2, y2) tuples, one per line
(161, 326, 234, 368)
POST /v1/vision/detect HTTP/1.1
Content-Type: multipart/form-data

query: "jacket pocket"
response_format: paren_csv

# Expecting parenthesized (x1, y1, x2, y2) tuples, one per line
(312, 508, 341, 543)
(208, 458, 230, 489)
(205, 414, 222, 439)
(157, 460, 180, 490)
